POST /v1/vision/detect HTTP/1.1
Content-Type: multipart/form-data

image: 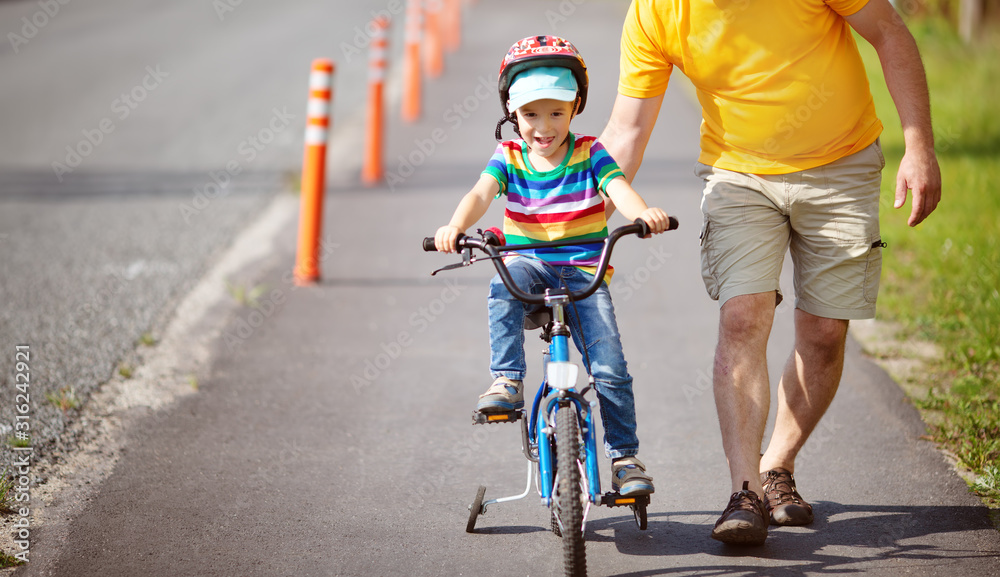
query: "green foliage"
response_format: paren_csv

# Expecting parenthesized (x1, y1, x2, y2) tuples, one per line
(0, 550, 26, 568)
(7, 435, 31, 449)
(0, 468, 14, 514)
(46, 386, 81, 412)
(859, 17, 1000, 502)
(225, 280, 268, 308)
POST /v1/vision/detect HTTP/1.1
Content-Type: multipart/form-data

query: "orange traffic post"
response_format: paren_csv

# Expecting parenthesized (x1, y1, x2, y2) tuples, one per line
(402, 0, 422, 123)
(294, 58, 334, 286)
(444, 0, 460, 53)
(362, 16, 389, 186)
(424, 0, 444, 79)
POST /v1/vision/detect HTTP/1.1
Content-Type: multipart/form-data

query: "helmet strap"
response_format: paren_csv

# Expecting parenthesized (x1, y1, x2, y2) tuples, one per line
(494, 112, 521, 141)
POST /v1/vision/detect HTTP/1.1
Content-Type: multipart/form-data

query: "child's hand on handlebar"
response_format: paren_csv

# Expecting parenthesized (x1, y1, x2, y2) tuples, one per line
(435, 225, 464, 253)
(638, 207, 671, 236)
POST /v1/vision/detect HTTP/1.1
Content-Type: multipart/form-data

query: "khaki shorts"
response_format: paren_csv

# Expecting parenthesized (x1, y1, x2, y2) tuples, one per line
(696, 139, 886, 320)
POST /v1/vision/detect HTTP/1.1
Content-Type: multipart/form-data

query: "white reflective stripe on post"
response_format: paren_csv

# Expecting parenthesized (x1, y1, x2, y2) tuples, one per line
(307, 98, 330, 118)
(304, 125, 328, 145)
(405, 0, 422, 42)
(304, 60, 332, 146)
(309, 72, 332, 90)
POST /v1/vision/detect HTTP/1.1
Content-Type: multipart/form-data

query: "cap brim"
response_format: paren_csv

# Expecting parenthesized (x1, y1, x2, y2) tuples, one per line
(507, 88, 577, 113)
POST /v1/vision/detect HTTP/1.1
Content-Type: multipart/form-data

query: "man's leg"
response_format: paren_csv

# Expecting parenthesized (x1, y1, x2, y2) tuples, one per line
(695, 162, 789, 544)
(756, 139, 883, 525)
(714, 292, 775, 499)
(760, 309, 848, 473)
(709, 291, 775, 544)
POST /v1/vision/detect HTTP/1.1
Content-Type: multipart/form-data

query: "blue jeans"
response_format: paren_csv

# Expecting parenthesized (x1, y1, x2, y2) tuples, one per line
(488, 257, 639, 459)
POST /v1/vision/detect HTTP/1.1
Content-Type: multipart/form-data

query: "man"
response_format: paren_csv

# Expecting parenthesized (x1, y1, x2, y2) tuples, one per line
(600, 0, 941, 545)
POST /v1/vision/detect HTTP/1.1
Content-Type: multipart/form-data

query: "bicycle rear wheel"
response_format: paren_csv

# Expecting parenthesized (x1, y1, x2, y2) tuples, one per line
(554, 403, 586, 577)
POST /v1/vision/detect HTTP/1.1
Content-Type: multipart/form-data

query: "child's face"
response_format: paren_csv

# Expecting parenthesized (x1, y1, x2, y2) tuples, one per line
(512, 99, 575, 164)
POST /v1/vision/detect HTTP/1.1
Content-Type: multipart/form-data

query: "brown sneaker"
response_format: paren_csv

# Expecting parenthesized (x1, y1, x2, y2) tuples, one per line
(761, 468, 814, 526)
(710, 481, 768, 545)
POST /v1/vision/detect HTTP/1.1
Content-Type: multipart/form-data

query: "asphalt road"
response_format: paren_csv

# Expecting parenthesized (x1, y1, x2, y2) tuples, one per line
(0, 0, 392, 478)
(4, 0, 1000, 575)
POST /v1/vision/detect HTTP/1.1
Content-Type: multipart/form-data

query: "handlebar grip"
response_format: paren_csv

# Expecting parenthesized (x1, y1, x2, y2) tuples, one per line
(633, 218, 651, 238)
(632, 216, 680, 237)
(422, 233, 468, 252)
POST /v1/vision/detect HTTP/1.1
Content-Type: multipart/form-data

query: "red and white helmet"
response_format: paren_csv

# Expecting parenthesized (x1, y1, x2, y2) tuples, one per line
(498, 35, 589, 116)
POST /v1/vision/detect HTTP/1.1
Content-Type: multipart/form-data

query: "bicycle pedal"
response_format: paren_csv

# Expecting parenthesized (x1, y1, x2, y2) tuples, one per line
(600, 492, 650, 508)
(472, 410, 522, 425)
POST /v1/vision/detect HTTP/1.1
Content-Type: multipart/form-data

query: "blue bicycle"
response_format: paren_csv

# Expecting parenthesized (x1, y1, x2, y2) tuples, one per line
(423, 217, 678, 577)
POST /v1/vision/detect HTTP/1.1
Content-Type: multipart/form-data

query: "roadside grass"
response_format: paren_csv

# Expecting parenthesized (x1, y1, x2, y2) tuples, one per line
(6, 436, 30, 450)
(0, 469, 14, 514)
(225, 280, 267, 308)
(858, 18, 1000, 505)
(0, 551, 24, 568)
(45, 386, 81, 413)
(0, 471, 25, 567)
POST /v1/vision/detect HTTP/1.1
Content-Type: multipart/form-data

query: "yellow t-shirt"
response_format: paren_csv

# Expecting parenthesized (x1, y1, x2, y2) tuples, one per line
(619, 0, 883, 174)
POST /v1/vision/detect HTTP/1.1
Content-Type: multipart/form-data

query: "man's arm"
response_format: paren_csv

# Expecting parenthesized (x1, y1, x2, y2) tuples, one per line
(599, 93, 665, 218)
(845, 0, 941, 226)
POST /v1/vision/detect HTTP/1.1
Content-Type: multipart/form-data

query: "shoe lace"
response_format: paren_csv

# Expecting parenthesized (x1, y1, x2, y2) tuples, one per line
(762, 470, 804, 507)
(723, 481, 766, 518)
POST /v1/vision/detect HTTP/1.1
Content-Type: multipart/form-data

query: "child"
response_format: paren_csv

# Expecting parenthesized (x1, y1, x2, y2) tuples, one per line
(434, 36, 670, 496)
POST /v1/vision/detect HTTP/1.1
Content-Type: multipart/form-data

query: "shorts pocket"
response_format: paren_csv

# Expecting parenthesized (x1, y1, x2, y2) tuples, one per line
(863, 239, 884, 304)
(699, 217, 721, 300)
(873, 138, 886, 170)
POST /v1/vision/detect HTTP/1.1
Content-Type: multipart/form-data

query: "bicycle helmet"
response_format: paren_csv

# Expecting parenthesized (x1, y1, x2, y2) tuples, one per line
(495, 35, 589, 140)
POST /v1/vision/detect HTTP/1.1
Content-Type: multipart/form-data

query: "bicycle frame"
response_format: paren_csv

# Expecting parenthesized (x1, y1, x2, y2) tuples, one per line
(530, 291, 602, 506)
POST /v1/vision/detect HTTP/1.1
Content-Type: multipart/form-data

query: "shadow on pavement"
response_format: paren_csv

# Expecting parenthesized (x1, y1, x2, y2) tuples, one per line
(583, 502, 999, 575)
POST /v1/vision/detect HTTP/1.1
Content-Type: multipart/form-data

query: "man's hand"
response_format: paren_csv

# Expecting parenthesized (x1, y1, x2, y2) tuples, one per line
(895, 145, 941, 227)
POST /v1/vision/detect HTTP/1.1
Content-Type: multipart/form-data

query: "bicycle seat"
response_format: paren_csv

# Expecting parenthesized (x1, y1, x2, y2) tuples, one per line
(523, 307, 551, 331)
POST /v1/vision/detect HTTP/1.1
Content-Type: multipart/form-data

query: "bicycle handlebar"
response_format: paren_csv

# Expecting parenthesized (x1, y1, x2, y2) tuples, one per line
(422, 217, 678, 305)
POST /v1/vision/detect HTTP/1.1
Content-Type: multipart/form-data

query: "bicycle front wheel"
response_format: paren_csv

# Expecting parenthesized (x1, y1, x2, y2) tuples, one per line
(554, 403, 586, 577)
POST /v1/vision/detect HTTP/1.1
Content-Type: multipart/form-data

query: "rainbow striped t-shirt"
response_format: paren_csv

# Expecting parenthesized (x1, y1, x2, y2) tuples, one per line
(482, 133, 625, 282)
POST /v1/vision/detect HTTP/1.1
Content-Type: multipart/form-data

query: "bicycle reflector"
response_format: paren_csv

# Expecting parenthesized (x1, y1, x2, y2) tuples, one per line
(546, 361, 579, 391)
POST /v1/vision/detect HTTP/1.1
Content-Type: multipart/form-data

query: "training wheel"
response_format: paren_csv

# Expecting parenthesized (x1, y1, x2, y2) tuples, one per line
(466, 485, 487, 533)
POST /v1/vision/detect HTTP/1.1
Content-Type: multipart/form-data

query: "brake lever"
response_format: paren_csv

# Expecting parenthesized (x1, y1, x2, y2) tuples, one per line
(430, 246, 473, 276)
